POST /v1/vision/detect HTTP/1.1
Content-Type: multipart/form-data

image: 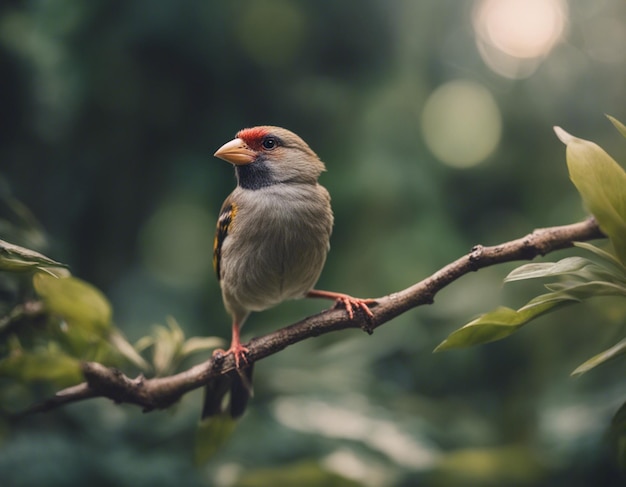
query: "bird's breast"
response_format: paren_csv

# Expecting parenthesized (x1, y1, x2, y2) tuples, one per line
(220, 184, 333, 312)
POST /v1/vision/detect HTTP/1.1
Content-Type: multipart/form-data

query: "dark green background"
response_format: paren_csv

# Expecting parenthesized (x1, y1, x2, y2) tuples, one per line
(1, 1, 625, 485)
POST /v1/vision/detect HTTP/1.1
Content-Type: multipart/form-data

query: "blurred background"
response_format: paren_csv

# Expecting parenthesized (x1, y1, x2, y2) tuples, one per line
(1, 0, 626, 485)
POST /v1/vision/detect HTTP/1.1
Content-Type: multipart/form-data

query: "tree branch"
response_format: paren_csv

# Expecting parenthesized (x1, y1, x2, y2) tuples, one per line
(21, 217, 604, 415)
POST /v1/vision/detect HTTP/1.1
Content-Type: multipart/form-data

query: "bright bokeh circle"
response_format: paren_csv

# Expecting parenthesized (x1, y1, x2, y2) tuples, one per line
(473, 0, 568, 78)
(421, 80, 501, 168)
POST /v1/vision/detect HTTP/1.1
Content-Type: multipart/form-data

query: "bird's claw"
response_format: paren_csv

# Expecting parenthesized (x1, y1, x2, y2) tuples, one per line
(307, 289, 376, 329)
(213, 344, 251, 369)
(232, 344, 251, 369)
(333, 295, 376, 321)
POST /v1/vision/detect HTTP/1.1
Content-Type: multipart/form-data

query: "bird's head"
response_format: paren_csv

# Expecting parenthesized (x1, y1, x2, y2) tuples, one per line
(214, 126, 326, 189)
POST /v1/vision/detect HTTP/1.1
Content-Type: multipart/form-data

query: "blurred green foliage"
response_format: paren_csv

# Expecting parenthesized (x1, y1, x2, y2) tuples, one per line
(1, 0, 626, 486)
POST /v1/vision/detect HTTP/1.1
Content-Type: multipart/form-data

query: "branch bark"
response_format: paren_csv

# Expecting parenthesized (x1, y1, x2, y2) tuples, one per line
(21, 217, 604, 415)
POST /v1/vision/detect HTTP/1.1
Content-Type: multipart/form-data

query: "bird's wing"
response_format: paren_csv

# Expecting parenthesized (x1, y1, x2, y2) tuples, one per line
(213, 197, 237, 281)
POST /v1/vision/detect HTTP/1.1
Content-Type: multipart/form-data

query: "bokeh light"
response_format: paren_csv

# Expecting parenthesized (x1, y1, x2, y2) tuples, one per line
(473, 0, 568, 78)
(421, 80, 501, 168)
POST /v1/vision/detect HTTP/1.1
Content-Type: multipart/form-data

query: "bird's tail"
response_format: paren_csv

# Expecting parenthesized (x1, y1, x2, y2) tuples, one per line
(201, 364, 254, 419)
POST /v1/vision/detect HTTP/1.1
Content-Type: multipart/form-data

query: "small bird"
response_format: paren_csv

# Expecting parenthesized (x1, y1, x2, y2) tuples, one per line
(202, 126, 374, 419)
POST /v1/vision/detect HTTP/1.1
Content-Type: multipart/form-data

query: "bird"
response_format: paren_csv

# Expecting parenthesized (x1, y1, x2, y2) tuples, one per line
(202, 126, 374, 419)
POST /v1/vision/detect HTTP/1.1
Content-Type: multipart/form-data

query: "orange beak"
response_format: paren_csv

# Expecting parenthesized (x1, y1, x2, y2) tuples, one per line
(214, 138, 256, 165)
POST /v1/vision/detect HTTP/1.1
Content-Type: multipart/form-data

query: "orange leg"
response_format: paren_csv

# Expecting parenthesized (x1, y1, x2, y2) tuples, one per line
(307, 289, 375, 320)
(213, 322, 250, 369)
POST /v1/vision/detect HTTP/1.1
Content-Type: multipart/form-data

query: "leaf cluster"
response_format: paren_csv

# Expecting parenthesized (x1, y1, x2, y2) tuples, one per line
(0, 231, 221, 414)
(436, 117, 626, 469)
(437, 116, 626, 376)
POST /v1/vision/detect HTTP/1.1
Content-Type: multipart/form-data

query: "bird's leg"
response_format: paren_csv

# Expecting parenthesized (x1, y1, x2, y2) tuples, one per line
(307, 289, 376, 320)
(228, 322, 250, 368)
(213, 322, 250, 369)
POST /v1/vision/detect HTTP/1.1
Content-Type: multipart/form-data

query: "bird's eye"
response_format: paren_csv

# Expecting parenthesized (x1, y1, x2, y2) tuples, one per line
(262, 137, 278, 150)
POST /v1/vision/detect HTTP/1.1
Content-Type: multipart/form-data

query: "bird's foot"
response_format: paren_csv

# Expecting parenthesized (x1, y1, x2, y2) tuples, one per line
(213, 343, 250, 369)
(231, 343, 251, 369)
(307, 289, 376, 322)
(332, 294, 375, 320)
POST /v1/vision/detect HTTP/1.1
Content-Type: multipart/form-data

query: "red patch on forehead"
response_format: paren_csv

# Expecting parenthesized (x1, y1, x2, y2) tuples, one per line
(237, 127, 269, 149)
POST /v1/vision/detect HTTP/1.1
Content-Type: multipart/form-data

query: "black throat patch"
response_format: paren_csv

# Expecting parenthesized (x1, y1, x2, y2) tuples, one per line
(235, 158, 275, 190)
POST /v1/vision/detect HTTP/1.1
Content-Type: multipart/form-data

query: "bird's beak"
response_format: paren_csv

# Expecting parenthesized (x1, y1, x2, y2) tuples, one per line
(214, 138, 256, 165)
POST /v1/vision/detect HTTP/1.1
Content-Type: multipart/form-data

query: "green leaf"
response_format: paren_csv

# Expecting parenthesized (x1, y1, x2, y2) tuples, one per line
(571, 337, 626, 376)
(555, 126, 626, 265)
(150, 317, 185, 376)
(33, 273, 112, 333)
(109, 329, 151, 372)
(543, 280, 626, 299)
(440, 246, 626, 352)
(607, 114, 626, 139)
(194, 413, 238, 465)
(0, 342, 82, 386)
(136, 316, 224, 375)
(505, 257, 597, 282)
(434, 299, 571, 352)
(180, 336, 224, 357)
(506, 249, 626, 288)
(0, 238, 66, 272)
(516, 290, 579, 311)
(574, 241, 625, 269)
